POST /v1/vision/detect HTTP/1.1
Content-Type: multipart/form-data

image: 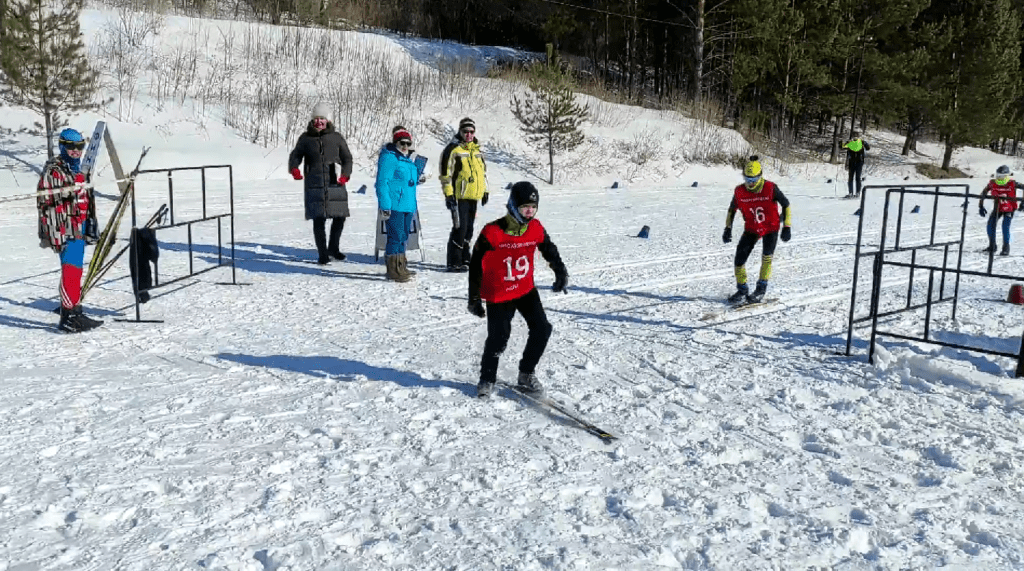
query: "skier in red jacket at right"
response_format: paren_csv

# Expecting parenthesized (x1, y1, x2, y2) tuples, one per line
(978, 165, 1024, 256)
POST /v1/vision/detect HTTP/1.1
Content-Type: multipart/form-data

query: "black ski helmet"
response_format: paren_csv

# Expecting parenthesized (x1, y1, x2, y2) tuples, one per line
(507, 181, 539, 223)
(996, 165, 1011, 177)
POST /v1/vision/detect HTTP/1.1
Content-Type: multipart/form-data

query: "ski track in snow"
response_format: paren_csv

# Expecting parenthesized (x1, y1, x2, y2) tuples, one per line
(4, 174, 1024, 570)
(2, 12, 1024, 569)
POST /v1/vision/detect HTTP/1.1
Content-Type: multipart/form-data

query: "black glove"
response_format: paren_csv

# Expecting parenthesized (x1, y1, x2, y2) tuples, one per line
(552, 272, 568, 294)
(979, 205, 987, 217)
(445, 195, 457, 210)
(468, 298, 486, 318)
(380, 209, 391, 220)
(1018, 201, 1024, 212)
(781, 226, 791, 242)
(722, 227, 732, 243)
(481, 192, 489, 206)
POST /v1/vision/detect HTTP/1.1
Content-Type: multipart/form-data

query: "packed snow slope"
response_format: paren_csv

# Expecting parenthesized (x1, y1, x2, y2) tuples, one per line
(3, 8, 1024, 571)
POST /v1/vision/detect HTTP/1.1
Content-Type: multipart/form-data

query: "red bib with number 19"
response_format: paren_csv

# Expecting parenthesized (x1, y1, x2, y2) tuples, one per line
(733, 181, 780, 236)
(479, 220, 546, 303)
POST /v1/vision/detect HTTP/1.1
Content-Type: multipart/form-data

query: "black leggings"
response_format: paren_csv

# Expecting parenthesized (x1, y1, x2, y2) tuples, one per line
(480, 288, 552, 383)
(447, 199, 478, 267)
(848, 162, 864, 195)
(313, 217, 345, 254)
(735, 231, 778, 283)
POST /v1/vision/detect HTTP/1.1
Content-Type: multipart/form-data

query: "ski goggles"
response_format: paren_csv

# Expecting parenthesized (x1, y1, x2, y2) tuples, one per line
(744, 175, 761, 186)
(61, 140, 86, 151)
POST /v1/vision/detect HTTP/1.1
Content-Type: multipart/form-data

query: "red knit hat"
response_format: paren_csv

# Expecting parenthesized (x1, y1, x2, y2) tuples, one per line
(392, 126, 412, 144)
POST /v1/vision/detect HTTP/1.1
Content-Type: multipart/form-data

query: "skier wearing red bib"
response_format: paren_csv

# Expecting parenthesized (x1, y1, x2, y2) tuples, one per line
(978, 165, 1024, 256)
(468, 182, 568, 398)
(722, 156, 792, 304)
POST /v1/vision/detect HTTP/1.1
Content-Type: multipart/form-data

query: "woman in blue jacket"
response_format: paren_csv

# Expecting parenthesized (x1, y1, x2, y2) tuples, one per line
(375, 126, 421, 282)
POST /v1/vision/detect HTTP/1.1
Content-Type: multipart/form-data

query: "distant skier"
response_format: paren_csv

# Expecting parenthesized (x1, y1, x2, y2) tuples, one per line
(440, 117, 488, 272)
(288, 102, 353, 264)
(468, 182, 568, 398)
(843, 131, 871, 197)
(978, 164, 1024, 256)
(38, 128, 103, 333)
(722, 156, 792, 304)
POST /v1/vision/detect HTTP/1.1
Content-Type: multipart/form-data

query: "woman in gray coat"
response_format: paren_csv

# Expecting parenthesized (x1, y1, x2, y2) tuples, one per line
(289, 102, 354, 264)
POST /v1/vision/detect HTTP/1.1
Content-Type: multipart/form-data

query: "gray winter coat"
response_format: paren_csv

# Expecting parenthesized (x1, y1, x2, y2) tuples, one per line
(288, 121, 354, 220)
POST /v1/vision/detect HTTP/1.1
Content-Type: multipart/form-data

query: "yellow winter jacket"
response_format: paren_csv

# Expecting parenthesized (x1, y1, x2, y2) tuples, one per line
(440, 141, 487, 200)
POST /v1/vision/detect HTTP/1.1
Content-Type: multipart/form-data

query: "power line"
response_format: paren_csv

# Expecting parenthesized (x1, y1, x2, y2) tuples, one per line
(530, 0, 691, 28)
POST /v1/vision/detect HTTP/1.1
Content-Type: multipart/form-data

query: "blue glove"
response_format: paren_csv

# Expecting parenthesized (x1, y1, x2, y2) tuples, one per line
(722, 227, 732, 243)
(979, 205, 987, 217)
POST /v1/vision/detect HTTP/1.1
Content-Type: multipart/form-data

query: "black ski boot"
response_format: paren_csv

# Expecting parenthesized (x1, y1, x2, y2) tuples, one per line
(476, 378, 495, 399)
(728, 284, 749, 304)
(1001, 243, 1010, 256)
(58, 306, 103, 333)
(985, 242, 997, 254)
(516, 372, 544, 395)
(747, 280, 768, 304)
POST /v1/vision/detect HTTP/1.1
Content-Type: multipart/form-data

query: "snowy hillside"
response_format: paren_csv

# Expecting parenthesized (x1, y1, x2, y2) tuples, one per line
(3, 8, 1024, 571)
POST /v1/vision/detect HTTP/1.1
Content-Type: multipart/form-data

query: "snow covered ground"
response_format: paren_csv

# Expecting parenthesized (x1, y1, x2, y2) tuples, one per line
(3, 8, 1024, 571)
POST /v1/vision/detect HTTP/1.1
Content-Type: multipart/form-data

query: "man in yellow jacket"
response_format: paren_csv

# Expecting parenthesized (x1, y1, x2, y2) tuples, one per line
(440, 117, 489, 272)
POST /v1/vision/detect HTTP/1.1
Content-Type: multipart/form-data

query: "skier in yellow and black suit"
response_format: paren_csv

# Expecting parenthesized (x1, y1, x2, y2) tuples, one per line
(722, 156, 792, 304)
(440, 117, 488, 272)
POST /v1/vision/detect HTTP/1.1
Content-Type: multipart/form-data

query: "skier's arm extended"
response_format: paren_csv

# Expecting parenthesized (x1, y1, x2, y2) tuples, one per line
(725, 196, 738, 228)
(468, 232, 493, 302)
(774, 187, 792, 227)
(537, 230, 567, 279)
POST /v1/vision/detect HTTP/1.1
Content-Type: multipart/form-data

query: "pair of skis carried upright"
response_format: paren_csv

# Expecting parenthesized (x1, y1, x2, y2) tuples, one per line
(80, 122, 150, 299)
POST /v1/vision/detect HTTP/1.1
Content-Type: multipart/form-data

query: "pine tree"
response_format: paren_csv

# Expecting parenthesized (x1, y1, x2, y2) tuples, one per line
(510, 65, 589, 185)
(0, 0, 102, 158)
(923, 0, 1021, 170)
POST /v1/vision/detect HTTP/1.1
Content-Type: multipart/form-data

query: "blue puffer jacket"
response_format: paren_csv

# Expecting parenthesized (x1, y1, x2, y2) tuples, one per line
(375, 144, 419, 213)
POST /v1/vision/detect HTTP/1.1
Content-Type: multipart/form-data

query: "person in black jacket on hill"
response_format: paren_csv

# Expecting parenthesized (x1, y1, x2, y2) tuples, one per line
(288, 102, 354, 264)
(842, 130, 871, 197)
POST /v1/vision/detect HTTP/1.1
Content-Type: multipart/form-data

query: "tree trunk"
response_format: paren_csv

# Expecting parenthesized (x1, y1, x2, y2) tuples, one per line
(829, 115, 843, 163)
(942, 134, 954, 171)
(1013, 134, 1019, 156)
(44, 107, 54, 160)
(693, 0, 704, 102)
(548, 131, 554, 185)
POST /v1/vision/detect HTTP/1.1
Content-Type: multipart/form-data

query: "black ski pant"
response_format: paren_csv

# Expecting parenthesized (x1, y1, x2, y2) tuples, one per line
(848, 162, 864, 195)
(447, 199, 477, 268)
(313, 217, 345, 255)
(735, 231, 778, 284)
(480, 288, 552, 383)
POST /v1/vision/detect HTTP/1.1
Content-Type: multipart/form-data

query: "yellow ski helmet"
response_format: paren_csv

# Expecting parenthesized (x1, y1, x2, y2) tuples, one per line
(743, 155, 764, 190)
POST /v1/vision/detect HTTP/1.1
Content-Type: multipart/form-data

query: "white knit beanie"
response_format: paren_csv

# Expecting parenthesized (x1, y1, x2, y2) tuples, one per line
(312, 102, 330, 120)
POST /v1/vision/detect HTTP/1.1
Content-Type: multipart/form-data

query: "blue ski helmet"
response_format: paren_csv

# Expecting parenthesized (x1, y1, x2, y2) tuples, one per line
(58, 128, 85, 173)
(58, 128, 85, 149)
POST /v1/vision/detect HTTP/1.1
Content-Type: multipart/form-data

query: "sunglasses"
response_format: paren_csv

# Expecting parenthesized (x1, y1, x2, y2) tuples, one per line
(62, 141, 86, 151)
(397, 140, 412, 147)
